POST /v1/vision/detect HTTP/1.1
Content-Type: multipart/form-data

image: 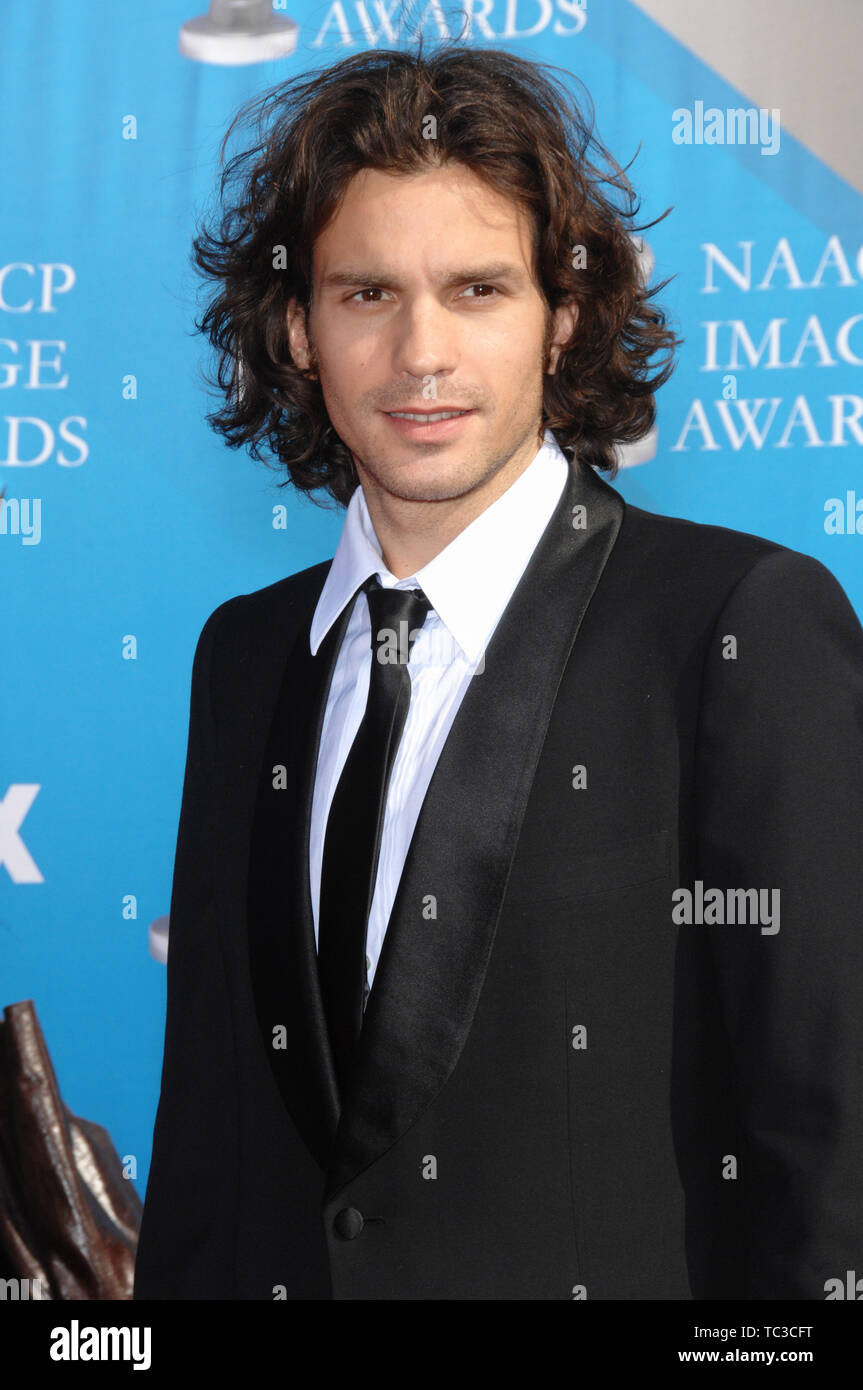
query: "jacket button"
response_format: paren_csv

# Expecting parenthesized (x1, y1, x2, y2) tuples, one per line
(334, 1207, 364, 1240)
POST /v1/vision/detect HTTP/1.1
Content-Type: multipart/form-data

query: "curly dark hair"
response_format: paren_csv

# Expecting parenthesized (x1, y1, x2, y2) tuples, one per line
(192, 39, 680, 508)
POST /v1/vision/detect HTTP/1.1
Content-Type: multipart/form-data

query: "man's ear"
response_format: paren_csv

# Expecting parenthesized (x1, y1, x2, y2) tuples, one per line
(286, 297, 315, 375)
(547, 299, 578, 374)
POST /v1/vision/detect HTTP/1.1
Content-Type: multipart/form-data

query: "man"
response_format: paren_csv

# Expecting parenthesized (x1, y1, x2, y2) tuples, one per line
(134, 44, 863, 1300)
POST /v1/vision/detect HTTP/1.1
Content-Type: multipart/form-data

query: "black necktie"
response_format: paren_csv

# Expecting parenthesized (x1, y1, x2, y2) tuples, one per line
(317, 574, 433, 1094)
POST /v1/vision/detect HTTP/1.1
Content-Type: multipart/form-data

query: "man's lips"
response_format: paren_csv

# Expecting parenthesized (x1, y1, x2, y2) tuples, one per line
(381, 407, 476, 437)
(382, 407, 474, 417)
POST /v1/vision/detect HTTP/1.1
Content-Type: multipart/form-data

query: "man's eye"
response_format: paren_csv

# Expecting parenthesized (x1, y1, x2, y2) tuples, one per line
(346, 284, 394, 301)
(348, 284, 498, 303)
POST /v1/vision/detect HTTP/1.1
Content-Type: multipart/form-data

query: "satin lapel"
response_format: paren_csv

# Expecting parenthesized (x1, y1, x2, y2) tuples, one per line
(247, 587, 354, 1171)
(326, 457, 625, 1198)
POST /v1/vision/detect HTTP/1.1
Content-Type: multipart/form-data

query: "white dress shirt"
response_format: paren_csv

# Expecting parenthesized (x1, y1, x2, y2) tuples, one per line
(308, 429, 569, 990)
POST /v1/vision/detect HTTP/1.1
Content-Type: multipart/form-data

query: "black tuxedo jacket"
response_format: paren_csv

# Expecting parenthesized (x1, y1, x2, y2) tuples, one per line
(134, 455, 863, 1300)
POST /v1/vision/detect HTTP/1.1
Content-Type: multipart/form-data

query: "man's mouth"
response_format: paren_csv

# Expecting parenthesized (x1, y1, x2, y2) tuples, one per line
(385, 409, 472, 423)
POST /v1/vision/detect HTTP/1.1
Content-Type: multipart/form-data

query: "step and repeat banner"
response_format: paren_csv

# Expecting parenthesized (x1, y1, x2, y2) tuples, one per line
(2, 0, 861, 1202)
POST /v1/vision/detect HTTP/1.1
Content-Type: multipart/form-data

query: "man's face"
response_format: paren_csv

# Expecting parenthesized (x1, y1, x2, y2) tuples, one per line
(287, 162, 575, 505)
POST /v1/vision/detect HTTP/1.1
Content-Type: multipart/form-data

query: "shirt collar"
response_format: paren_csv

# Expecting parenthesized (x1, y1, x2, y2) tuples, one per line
(309, 429, 569, 663)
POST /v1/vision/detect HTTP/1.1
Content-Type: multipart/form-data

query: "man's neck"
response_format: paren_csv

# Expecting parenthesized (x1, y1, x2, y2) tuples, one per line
(357, 430, 545, 579)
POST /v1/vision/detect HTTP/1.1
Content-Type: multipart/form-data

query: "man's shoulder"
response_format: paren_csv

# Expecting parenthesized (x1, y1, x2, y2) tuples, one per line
(615, 492, 858, 633)
(619, 495, 785, 571)
(197, 557, 333, 661)
(219, 556, 331, 614)
(615, 491, 835, 594)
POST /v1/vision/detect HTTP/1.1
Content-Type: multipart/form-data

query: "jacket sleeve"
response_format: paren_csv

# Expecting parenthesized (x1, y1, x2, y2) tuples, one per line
(695, 547, 863, 1299)
(133, 599, 240, 1299)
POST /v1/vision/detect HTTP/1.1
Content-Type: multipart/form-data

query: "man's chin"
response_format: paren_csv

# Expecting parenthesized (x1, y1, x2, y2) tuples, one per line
(368, 474, 478, 505)
(354, 444, 485, 503)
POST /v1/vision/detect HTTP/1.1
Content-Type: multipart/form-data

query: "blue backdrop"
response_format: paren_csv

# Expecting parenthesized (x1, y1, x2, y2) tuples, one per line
(2, 0, 860, 1201)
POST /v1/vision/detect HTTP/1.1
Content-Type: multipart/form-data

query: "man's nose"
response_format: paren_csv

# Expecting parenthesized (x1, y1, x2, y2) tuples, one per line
(389, 297, 458, 381)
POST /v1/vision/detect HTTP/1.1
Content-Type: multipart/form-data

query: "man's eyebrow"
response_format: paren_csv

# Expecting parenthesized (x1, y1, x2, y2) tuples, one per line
(318, 262, 528, 291)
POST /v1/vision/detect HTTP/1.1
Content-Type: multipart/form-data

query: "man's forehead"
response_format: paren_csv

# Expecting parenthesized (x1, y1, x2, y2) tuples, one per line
(312, 164, 536, 284)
